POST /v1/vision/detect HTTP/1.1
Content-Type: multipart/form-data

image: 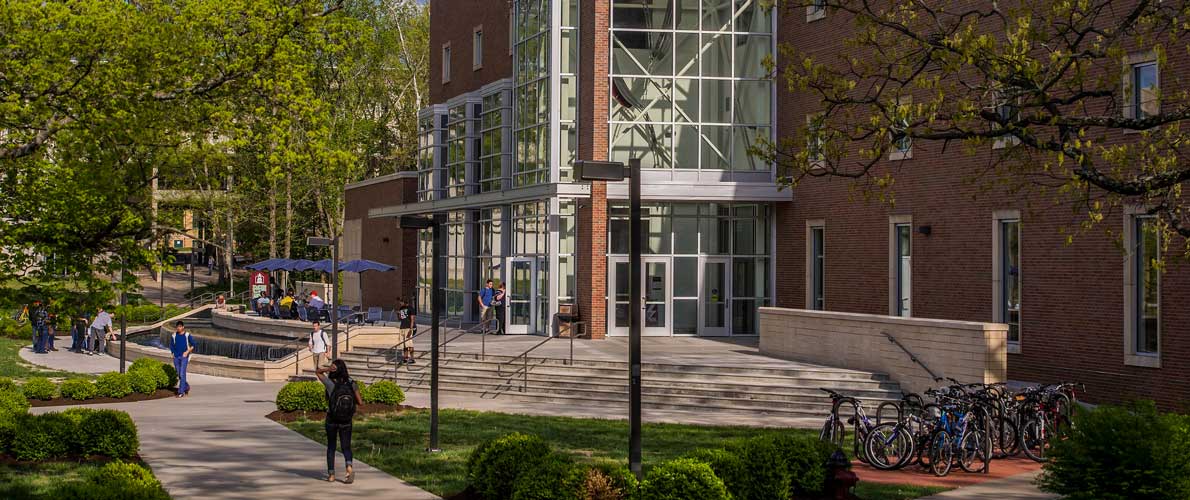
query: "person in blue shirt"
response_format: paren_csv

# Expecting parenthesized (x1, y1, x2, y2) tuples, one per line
(29, 300, 49, 354)
(170, 320, 196, 397)
(477, 280, 495, 334)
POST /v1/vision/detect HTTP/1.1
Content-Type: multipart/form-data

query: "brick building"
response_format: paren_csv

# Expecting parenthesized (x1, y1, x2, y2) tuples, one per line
(357, 0, 1188, 406)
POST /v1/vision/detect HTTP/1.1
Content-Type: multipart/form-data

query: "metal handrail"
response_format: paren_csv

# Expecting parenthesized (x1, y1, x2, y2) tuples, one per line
(882, 330, 944, 382)
(496, 337, 554, 393)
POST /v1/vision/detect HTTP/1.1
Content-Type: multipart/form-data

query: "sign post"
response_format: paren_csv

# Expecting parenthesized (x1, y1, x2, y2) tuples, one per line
(249, 271, 270, 301)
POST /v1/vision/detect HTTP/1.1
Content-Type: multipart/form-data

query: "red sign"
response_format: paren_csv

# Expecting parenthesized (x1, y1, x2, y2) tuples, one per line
(250, 271, 270, 299)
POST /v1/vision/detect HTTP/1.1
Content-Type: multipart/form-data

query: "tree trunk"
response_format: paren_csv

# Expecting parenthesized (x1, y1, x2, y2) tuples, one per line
(269, 177, 278, 259)
(282, 170, 293, 290)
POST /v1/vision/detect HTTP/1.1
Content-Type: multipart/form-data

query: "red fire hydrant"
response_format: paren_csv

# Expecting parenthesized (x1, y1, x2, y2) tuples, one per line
(824, 449, 859, 500)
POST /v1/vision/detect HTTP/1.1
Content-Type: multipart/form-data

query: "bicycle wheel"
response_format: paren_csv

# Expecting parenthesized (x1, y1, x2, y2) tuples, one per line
(819, 418, 844, 448)
(992, 416, 1019, 458)
(853, 424, 869, 464)
(927, 430, 953, 477)
(1020, 418, 1049, 462)
(958, 429, 991, 473)
(864, 423, 915, 470)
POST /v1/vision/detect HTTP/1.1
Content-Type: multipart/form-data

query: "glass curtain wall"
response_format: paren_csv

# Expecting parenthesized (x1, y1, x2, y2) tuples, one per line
(479, 91, 510, 192)
(609, 0, 773, 170)
(559, 0, 579, 181)
(558, 199, 577, 305)
(514, 0, 551, 187)
(608, 202, 770, 335)
(445, 104, 472, 198)
(477, 207, 505, 287)
(512, 201, 550, 332)
(444, 211, 468, 319)
(417, 113, 444, 201)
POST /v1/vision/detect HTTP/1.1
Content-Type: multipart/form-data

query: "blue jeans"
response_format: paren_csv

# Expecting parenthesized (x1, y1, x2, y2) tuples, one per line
(32, 324, 48, 353)
(173, 356, 190, 394)
(70, 326, 81, 350)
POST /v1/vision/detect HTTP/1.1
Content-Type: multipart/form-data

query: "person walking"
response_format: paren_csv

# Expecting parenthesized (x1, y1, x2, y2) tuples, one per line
(45, 312, 58, 351)
(477, 279, 495, 334)
(170, 321, 195, 397)
(492, 283, 507, 335)
(308, 320, 331, 369)
(396, 298, 416, 364)
(29, 300, 49, 354)
(207, 255, 214, 276)
(89, 307, 113, 356)
(315, 360, 362, 484)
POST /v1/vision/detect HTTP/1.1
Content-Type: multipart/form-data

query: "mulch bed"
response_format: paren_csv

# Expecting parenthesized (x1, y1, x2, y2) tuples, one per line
(266, 403, 407, 423)
(445, 486, 482, 500)
(28, 389, 177, 407)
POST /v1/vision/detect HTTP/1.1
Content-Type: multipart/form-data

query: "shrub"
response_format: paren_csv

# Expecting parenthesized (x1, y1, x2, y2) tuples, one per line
(772, 434, 835, 496)
(726, 436, 792, 500)
(21, 377, 56, 400)
(96, 372, 133, 399)
(160, 363, 179, 389)
(361, 380, 405, 405)
(468, 433, 553, 500)
(11, 412, 77, 460)
(75, 409, 139, 458)
(59, 378, 98, 401)
(55, 461, 169, 500)
(583, 460, 639, 500)
(1039, 401, 1190, 500)
(128, 369, 158, 395)
(512, 453, 585, 500)
(686, 448, 746, 495)
(639, 458, 729, 500)
(0, 388, 30, 415)
(130, 359, 171, 389)
(275, 381, 327, 412)
(0, 377, 16, 392)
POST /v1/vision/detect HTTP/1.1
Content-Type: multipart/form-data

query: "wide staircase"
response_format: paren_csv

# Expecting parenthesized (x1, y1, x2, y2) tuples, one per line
(301, 339, 904, 418)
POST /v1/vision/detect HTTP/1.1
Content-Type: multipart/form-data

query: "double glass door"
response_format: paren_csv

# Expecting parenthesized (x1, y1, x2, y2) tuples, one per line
(608, 256, 732, 336)
(506, 257, 540, 334)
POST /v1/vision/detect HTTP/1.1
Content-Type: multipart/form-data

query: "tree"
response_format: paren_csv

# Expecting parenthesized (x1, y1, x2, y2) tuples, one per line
(765, 0, 1190, 255)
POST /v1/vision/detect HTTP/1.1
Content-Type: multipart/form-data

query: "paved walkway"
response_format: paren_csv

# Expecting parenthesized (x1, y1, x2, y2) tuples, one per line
(22, 341, 438, 500)
(919, 470, 1055, 499)
(136, 269, 220, 306)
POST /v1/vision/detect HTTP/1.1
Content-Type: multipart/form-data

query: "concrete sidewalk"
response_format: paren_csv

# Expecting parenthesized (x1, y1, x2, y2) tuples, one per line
(23, 342, 438, 500)
(919, 470, 1056, 499)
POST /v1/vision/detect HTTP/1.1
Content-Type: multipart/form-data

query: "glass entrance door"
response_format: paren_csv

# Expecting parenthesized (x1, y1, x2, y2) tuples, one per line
(506, 257, 537, 334)
(700, 258, 729, 336)
(607, 256, 671, 336)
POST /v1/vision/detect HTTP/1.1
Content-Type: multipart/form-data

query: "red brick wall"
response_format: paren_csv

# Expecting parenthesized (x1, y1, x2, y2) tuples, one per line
(429, 0, 513, 104)
(344, 176, 420, 311)
(575, 0, 611, 338)
(775, 4, 1190, 409)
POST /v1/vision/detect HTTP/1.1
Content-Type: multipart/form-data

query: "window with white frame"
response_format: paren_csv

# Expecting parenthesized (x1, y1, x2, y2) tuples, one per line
(892, 222, 911, 317)
(999, 219, 1021, 346)
(808, 223, 825, 310)
(473, 27, 484, 69)
(1133, 215, 1160, 355)
(442, 43, 452, 83)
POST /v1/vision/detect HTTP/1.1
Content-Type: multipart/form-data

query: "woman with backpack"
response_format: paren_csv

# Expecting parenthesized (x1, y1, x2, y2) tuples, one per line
(314, 359, 363, 484)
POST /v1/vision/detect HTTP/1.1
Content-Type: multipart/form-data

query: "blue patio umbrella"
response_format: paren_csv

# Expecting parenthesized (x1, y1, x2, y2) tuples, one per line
(339, 259, 396, 273)
(295, 259, 334, 273)
(245, 258, 285, 270)
(282, 259, 315, 271)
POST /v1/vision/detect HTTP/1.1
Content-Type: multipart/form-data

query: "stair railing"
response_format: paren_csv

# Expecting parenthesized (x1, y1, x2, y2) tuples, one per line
(496, 337, 554, 393)
(881, 330, 944, 383)
(362, 325, 431, 385)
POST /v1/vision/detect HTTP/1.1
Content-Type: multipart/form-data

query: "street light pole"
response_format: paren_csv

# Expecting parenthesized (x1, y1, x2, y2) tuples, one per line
(120, 265, 127, 374)
(399, 215, 443, 452)
(331, 236, 340, 359)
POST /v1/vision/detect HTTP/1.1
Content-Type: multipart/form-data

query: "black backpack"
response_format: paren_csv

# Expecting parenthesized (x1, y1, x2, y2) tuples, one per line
(327, 379, 357, 424)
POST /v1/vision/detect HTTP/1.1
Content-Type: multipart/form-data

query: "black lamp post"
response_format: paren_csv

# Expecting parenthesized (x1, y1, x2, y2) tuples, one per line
(307, 236, 341, 358)
(400, 214, 444, 452)
(576, 157, 642, 476)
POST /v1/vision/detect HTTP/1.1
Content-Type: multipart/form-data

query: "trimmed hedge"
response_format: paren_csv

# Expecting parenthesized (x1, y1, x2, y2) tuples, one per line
(128, 369, 158, 395)
(0, 377, 16, 392)
(0, 410, 19, 452)
(1039, 401, 1190, 500)
(726, 436, 792, 500)
(130, 359, 171, 389)
(0, 388, 30, 415)
(468, 433, 553, 500)
(55, 460, 169, 500)
(276, 381, 328, 412)
(511, 453, 585, 500)
(11, 412, 77, 460)
(21, 377, 56, 400)
(361, 380, 405, 405)
(60, 378, 99, 401)
(771, 434, 835, 496)
(640, 458, 729, 500)
(161, 363, 179, 389)
(77, 409, 140, 458)
(686, 448, 746, 495)
(96, 372, 133, 399)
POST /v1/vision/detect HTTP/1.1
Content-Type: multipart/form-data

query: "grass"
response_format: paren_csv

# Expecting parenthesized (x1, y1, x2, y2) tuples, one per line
(0, 337, 92, 380)
(855, 482, 950, 500)
(0, 461, 102, 499)
(284, 409, 947, 499)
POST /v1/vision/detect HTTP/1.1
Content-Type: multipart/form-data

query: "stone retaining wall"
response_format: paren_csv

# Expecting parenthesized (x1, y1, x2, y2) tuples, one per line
(759, 307, 1008, 394)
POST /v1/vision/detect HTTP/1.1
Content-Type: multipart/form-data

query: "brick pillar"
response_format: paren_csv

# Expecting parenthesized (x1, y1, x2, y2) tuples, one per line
(577, 0, 610, 339)
(577, 182, 608, 338)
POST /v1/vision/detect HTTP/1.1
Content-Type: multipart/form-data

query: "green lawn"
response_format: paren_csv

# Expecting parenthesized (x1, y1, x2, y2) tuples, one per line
(855, 482, 950, 500)
(0, 337, 92, 380)
(0, 461, 104, 499)
(284, 409, 949, 499)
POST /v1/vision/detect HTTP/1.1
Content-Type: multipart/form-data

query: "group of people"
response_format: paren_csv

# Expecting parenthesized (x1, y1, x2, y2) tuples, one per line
(255, 288, 327, 321)
(477, 279, 507, 335)
(20, 300, 119, 356)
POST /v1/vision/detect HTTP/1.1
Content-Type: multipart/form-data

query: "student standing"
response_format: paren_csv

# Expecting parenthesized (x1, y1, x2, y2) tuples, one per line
(315, 360, 362, 484)
(170, 321, 195, 397)
(89, 307, 113, 356)
(29, 300, 48, 354)
(492, 284, 507, 335)
(396, 298, 416, 364)
(476, 280, 495, 334)
(308, 321, 331, 369)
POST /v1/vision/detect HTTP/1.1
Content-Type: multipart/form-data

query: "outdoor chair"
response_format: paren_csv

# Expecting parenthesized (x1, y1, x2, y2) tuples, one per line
(365, 307, 383, 325)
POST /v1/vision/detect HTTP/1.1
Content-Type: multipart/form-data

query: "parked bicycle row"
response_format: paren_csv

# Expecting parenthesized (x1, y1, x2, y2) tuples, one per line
(817, 379, 1080, 477)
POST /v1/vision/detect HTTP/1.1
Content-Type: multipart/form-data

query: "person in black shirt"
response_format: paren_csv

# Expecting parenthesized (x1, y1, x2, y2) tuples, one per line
(29, 300, 49, 354)
(396, 298, 416, 364)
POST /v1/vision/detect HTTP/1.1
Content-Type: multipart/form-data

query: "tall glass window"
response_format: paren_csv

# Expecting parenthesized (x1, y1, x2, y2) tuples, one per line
(445, 104, 471, 198)
(444, 211, 468, 320)
(559, 0, 579, 181)
(558, 199, 577, 305)
(479, 92, 510, 192)
(415, 228, 434, 312)
(1000, 220, 1021, 344)
(1135, 216, 1160, 354)
(514, 0, 551, 187)
(476, 207, 504, 287)
(417, 114, 444, 201)
(609, 0, 773, 170)
(895, 223, 911, 317)
(810, 226, 824, 310)
(512, 200, 550, 330)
